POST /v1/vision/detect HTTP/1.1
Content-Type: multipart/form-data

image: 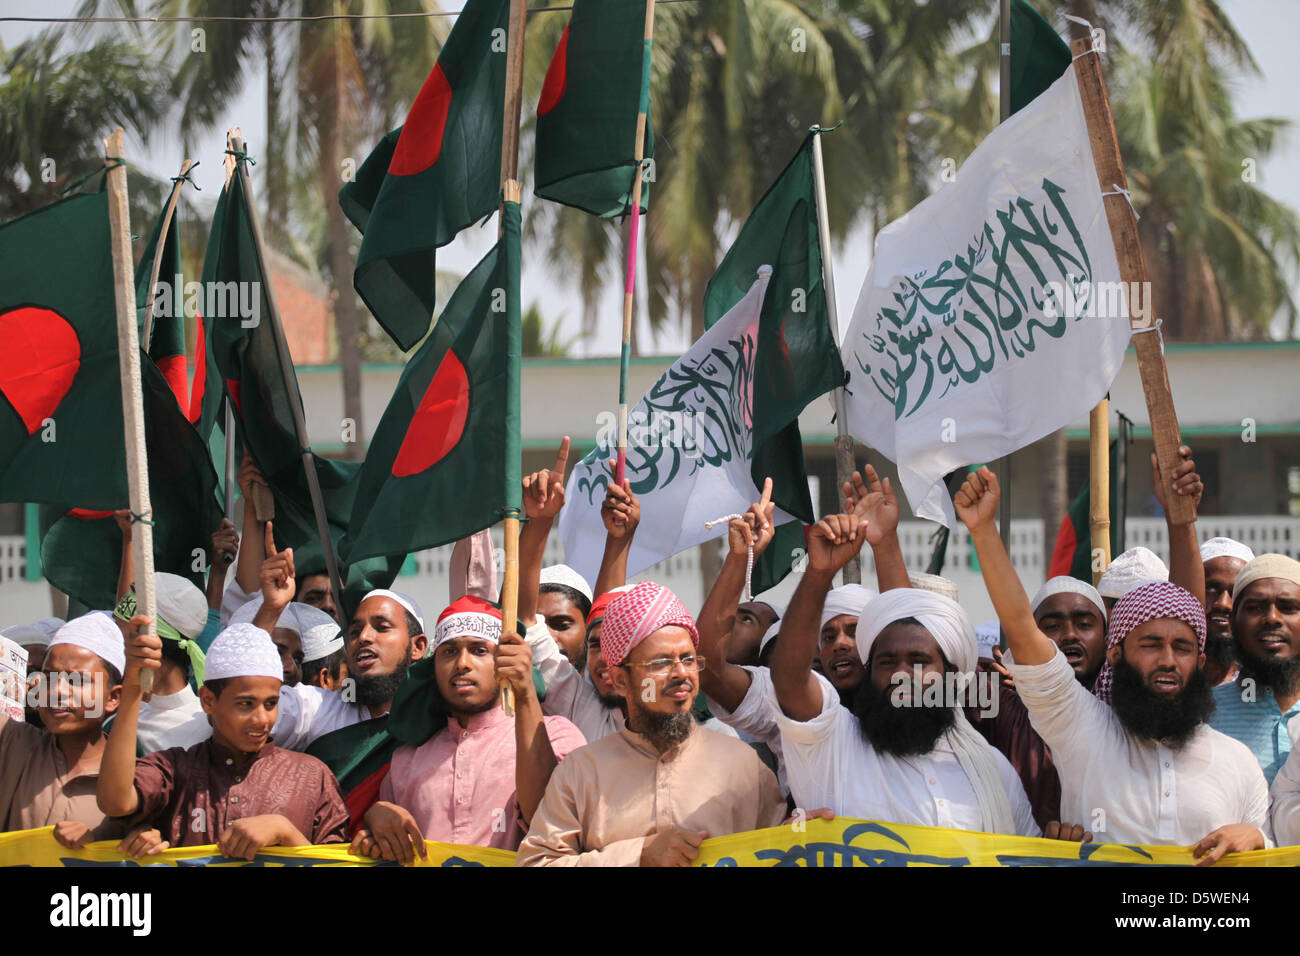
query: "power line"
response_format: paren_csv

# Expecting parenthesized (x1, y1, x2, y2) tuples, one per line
(0, 1, 695, 26)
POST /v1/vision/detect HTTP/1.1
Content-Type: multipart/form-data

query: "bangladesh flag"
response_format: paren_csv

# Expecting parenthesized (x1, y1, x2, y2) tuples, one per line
(339, 0, 509, 351)
(1011, 0, 1071, 112)
(341, 199, 522, 564)
(559, 134, 843, 589)
(1049, 440, 1121, 581)
(204, 162, 403, 616)
(534, 0, 654, 218)
(39, 354, 223, 610)
(0, 191, 128, 510)
(134, 200, 189, 411)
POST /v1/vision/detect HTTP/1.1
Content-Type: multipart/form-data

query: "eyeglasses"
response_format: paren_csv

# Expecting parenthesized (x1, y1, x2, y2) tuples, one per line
(620, 655, 708, 676)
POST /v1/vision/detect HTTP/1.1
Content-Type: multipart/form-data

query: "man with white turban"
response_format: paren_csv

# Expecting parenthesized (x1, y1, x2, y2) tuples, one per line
(959, 466, 1269, 863)
(1210, 554, 1300, 785)
(98, 620, 349, 858)
(2, 612, 126, 847)
(517, 581, 786, 866)
(769, 508, 1037, 836)
(1200, 537, 1255, 686)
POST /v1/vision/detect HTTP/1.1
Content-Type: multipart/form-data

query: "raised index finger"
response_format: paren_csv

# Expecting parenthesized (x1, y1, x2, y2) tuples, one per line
(264, 521, 277, 557)
(553, 436, 570, 478)
(758, 476, 772, 513)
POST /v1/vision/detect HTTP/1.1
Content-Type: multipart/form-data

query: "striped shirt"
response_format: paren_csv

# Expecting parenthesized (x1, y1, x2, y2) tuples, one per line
(1210, 675, 1300, 786)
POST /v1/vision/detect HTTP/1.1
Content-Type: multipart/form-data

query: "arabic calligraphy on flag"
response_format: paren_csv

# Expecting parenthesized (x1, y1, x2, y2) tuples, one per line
(841, 65, 1132, 527)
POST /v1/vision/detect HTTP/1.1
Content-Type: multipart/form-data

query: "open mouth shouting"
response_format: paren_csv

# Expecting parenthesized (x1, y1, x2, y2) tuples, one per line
(351, 645, 380, 673)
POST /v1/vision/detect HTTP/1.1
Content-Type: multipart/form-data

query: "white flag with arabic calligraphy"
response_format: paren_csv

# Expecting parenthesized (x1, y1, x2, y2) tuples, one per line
(558, 271, 797, 587)
(841, 65, 1132, 527)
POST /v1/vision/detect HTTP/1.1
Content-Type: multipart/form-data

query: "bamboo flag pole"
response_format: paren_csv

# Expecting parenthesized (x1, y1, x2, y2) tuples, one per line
(810, 127, 860, 584)
(104, 128, 158, 697)
(1072, 38, 1194, 525)
(614, 0, 656, 485)
(1089, 398, 1111, 585)
(995, 0, 1014, 569)
(495, 0, 528, 716)
(141, 158, 194, 352)
(227, 130, 347, 613)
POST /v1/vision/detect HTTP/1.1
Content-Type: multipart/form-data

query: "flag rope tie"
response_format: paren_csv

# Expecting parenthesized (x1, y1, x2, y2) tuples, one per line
(1100, 184, 1139, 219)
(703, 513, 754, 601)
(171, 162, 202, 190)
(1064, 14, 1102, 62)
(224, 148, 257, 167)
(129, 510, 154, 527)
(1131, 318, 1163, 334)
(58, 158, 126, 196)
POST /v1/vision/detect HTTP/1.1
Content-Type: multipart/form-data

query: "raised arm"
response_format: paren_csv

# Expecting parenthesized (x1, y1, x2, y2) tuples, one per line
(97, 613, 161, 818)
(845, 465, 908, 592)
(1156, 445, 1205, 606)
(252, 522, 294, 634)
(956, 467, 1055, 665)
(519, 437, 569, 627)
(206, 519, 239, 611)
(697, 480, 775, 712)
(498, 630, 558, 825)
(593, 466, 640, 598)
(770, 513, 867, 722)
(234, 454, 270, 596)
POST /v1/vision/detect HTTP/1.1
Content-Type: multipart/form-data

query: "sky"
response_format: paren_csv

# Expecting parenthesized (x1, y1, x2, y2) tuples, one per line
(2, 0, 1297, 355)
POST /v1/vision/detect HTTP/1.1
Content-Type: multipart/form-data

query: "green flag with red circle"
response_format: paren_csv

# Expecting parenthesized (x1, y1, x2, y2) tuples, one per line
(341, 200, 522, 564)
(534, 0, 654, 218)
(0, 190, 128, 510)
(339, 0, 509, 351)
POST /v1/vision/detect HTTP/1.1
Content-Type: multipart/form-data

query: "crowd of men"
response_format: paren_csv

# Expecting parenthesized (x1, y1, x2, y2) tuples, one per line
(4, 443, 1300, 866)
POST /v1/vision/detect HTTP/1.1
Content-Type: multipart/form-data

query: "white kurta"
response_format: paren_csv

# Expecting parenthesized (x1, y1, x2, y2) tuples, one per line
(1009, 648, 1271, 846)
(272, 682, 367, 751)
(774, 671, 1038, 836)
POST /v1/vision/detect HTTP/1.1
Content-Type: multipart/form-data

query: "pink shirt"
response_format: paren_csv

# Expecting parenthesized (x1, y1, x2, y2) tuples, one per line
(380, 706, 586, 850)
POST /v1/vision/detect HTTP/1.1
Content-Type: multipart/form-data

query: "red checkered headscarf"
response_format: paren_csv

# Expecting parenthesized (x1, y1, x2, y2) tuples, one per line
(599, 581, 699, 666)
(1092, 581, 1207, 703)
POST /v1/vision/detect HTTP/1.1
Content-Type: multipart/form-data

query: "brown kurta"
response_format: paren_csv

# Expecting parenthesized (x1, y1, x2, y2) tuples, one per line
(516, 723, 786, 866)
(123, 738, 350, 847)
(0, 714, 122, 839)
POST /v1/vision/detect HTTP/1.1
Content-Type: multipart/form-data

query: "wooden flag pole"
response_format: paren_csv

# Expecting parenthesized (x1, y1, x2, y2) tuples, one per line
(614, 0, 656, 485)
(496, 0, 528, 716)
(141, 158, 194, 352)
(1089, 398, 1111, 585)
(227, 131, 346, 613)
(223, 132, 275, 524)
(810, 127, 860, 584)
(104, 128, 158, 696)
(1072, 38, 1194, 525)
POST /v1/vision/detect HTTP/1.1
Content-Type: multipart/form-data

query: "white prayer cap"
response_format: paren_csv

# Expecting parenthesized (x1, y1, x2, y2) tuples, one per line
(758, 621, 782, 657)
(204, 624, 283, 683)
(1097, 547, 1168, 599)
(746, 599, 784, 620)
(231, 595, 298, 634)
(4, 623, 48, 646)
(856, 588, 1015, 834)
(1031, 576, 1107, 621)
(300, 613, 345, 663)
(908, 572, 959, 602)
(360, 589, 425, 633)
(975, 621, 1001, 657)
(1232, 554, 1300, 601)
(1200, 537, 1255, 565)
(33, 618, 65, 642)
(820, 584, 878, 629)
(539, 564, 594, 604)
(49, 611, 125, 676)
(156, 572, 209, 639)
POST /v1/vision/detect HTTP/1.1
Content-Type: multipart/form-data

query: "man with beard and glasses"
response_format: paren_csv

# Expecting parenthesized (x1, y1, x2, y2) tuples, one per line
(769, 505, 1038, 836)
(348, 596, 585, 861)
(960, 467, 1270, 863)
(1210, 554, 1300, 785)
(516, 582, 785, 866)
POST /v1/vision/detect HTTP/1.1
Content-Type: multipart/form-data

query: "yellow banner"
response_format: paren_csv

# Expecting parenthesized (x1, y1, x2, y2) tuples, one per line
(4, 820, 1297, 867)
